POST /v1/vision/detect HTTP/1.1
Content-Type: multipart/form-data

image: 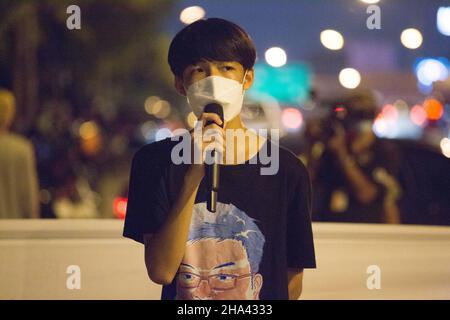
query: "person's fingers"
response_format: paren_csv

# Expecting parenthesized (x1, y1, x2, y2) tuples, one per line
(193, 119, 203, 131)
(193, 132, 224, 149)
(199, 113, 223, 127)
(203, 127, 224, 140)
(203, 141, 224, 154)
(202, 132, 224, 150)
(192, 118, 223, 135)
(192, 125, 224, 146)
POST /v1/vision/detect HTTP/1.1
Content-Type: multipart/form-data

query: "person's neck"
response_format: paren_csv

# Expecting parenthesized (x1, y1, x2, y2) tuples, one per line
(222, 115, 264, 165)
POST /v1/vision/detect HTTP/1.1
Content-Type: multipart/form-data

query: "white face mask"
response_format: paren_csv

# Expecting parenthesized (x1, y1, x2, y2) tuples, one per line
(185, 72, 247, 122)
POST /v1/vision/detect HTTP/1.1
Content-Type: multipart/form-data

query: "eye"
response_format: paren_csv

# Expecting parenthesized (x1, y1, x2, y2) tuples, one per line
(216, 274, 235, 282)
(222, 66, 234, 71)
(180, 273, 195, 282)
(190, 66, 203, 74)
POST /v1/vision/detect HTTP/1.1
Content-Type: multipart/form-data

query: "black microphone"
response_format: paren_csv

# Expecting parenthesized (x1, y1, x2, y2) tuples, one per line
(203, 103, 224, 213)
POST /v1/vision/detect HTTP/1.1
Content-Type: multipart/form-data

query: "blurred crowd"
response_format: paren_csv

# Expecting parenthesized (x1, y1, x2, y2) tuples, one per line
(0, 88, 142, 219)
(1, 87, 449, 225)
(282, 90, 450, 226)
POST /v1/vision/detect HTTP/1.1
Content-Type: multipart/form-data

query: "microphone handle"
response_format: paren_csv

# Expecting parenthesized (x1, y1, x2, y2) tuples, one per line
(206, 148, 220, 212)
(205, 119, 222, 213)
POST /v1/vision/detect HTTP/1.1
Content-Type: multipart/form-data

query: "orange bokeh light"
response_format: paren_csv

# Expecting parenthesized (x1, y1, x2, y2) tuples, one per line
(423, 98, 444, 121)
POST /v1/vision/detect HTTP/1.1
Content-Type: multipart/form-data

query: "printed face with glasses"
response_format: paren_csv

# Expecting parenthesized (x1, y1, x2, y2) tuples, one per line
(175, 238, 263, 300)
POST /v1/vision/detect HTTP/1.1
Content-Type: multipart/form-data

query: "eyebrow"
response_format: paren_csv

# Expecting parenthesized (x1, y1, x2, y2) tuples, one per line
(216, 61, 237, 66)
(213, 262, 235, 270)
(180, 263, 196, 270)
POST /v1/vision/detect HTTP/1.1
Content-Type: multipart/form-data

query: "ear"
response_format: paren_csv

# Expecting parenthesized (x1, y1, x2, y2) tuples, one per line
(252, 273, 263, 300)
(174, 76, 187, 96)
(243, 68, 255, 90)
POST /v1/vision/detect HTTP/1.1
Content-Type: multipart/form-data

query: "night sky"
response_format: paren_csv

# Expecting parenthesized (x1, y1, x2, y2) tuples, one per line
(163, 0, 450, 74)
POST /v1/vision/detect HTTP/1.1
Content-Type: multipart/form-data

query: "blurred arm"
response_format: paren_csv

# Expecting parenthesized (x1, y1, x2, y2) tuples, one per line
(22, 143, 40, 219)
(288, 268, 304, 300)
(336, 151, 379, 205)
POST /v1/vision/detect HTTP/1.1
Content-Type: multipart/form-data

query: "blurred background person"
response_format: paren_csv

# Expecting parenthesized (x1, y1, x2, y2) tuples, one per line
(305, 91, 402, 224)
(0, 89, 40, 219)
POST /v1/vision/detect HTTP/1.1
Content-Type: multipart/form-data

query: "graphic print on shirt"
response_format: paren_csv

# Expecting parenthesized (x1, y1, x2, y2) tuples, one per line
(175, 202, 266, 300)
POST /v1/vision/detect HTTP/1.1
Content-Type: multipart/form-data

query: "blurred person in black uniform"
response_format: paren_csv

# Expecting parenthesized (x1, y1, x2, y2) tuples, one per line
(306, 91, 402, 224)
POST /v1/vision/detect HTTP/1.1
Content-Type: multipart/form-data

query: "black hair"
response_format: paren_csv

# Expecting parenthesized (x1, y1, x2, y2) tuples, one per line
(168, 18, 257, 77)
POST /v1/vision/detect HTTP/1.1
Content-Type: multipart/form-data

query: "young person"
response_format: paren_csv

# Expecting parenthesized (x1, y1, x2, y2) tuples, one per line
(123, 18, 316, 300)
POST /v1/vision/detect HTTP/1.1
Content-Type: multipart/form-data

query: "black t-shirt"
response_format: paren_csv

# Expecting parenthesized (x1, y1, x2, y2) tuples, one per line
(123, 137, 316, 300)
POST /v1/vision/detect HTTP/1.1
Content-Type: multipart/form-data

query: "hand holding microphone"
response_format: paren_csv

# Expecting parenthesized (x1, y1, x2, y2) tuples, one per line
(188, 104, 225, 212)
(203, 104, 224, 212)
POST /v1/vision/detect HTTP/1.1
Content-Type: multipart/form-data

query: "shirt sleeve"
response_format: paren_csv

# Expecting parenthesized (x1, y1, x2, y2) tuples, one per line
(123, 146, 171, 244)
(286, 162, 317, 269)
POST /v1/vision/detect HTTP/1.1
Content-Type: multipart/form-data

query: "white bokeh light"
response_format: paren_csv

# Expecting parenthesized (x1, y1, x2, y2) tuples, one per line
(400, 28, 423, 49)
(360, 0, 380, 3)
(155, 128, 173, 141)
(265, 47, 287, 67)
(320, 29, 344, 50)
(440, 138, 450, 158)
(373, 116, 388, 138)
(437, 7, 450, 36)
(416, 59, 449, 86)
(179, 6, 205, 25)
(339, 68, 361, 89)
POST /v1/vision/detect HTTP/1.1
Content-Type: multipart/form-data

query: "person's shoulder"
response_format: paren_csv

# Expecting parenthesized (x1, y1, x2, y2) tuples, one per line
(274, 140, 308, 176)
(0, 132, 34, 154)
(133, 137, 178, 165)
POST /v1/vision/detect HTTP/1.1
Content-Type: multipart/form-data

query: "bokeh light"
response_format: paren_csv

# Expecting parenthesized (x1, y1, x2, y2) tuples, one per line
(180, 6, 205, 25)
(400, 28, 423, 49)
(415, 58, 449, 86)
(437, 7, 450, 36)
(144, 96, 160, 115)
(382, 104, 399, 121)
(155, 128, 173, 141)
(360, 0, 380, 3)
(410, 105, 428, 126)
(423, 98, 444, 120)
(339, 68, 361, 89)
(79, 121, 102, 156)
(186, 112, 198, 129)
(140, 121, 157, 141)
(281, 108, 303, 130)
(440, 138, 450, 158)
(320, 29, 344, 50)
(113, 197, 128, 220)
(79, 121, 99, 140)
(373, 114, 388, 137)
(153, 100, 171, 119)
(265, 47, 287, 67)
(145, 96, 171, 119)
